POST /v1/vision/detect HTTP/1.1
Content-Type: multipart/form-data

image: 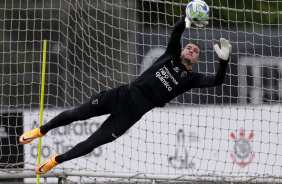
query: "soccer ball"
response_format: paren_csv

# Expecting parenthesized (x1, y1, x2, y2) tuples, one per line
(186, 0, 210, 23)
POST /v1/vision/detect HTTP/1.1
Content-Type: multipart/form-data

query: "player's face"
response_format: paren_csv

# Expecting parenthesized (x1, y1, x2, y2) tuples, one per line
(181, 43, 200, 65)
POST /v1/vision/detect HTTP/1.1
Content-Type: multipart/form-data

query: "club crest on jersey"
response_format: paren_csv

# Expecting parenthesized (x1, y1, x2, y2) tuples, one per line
(181, 71, 187, 77)
(92, 99, 98, 105)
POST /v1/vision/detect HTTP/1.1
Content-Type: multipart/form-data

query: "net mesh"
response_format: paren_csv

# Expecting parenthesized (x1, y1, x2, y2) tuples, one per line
(0, 0, 282, 183)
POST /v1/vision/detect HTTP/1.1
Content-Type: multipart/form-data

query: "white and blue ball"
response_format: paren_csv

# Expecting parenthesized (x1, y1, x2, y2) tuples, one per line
(186, 0, 210, 23)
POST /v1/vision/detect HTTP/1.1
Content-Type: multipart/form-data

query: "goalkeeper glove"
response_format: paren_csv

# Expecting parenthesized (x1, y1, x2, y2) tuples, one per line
(213, 38, 232, 61)
(185, 17, 209, 28)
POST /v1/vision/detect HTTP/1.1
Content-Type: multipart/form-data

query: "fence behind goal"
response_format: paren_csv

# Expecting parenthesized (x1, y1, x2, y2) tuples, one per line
(0, 0, 282, 183)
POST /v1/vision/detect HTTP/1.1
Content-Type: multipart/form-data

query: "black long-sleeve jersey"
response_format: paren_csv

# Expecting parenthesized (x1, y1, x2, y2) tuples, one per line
(128, 16, 228, 114)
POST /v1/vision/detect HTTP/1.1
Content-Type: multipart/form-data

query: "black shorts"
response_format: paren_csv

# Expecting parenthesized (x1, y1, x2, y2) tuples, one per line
(53, 84, 145, 163)
(87, 84, 143, 139)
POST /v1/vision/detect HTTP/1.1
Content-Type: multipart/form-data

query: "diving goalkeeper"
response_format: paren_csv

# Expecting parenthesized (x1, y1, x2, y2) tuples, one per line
(19, 15, 232, 174)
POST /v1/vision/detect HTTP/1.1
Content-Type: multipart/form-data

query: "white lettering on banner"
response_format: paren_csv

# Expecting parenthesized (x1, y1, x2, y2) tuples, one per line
(29, 119, 103, 159)
(156, 65, 178, 91)
(50, 121, 101, 136)
(31, 120, 101, 136)
(30, 144, 102, 159)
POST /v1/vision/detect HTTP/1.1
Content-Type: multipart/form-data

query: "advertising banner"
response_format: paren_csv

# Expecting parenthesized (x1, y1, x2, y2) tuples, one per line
(23, 106, 282, 183)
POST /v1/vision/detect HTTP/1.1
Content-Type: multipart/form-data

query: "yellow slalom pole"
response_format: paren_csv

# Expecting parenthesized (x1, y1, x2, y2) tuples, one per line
(37, 40, 47, 184)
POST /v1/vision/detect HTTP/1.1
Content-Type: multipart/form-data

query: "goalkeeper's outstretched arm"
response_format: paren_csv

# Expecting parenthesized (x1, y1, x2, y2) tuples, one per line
(166, 15, 210, 54)
(195, 38, 232, 88)
(165, 16, 186, 54)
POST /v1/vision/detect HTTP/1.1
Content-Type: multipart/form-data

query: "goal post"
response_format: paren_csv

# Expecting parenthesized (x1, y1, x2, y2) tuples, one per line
(0, 0, 282, 183)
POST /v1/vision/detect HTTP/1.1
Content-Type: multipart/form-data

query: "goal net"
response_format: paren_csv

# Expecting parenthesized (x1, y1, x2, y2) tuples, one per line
(0, 0, 282, 183)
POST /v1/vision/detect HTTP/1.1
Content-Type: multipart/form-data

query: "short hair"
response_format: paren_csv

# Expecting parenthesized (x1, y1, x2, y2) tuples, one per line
(184, 42, 201, 57)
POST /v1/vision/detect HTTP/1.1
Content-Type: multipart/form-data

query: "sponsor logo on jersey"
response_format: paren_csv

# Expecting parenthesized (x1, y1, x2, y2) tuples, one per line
(173, 67, 180, 73)
(92, 99, 98, 105)
(112, 133, 120, 139)
(156, 65, 179, 92)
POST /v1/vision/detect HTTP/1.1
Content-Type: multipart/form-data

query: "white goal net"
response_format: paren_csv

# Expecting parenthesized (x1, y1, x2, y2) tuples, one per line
(0, 0, 282, 183)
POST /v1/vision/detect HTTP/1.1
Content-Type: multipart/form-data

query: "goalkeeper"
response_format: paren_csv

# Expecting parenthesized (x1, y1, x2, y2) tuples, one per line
(19, 15, 232, 174)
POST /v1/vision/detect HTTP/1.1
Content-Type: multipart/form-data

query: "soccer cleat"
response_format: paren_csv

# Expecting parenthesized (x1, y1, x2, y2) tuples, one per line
(35, 154, 60, 174)
(19, 128, 46, 144)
